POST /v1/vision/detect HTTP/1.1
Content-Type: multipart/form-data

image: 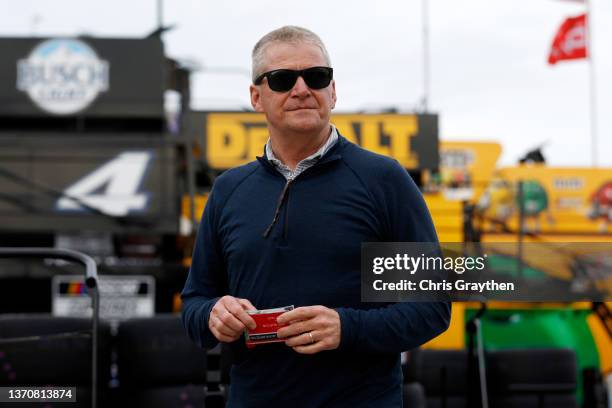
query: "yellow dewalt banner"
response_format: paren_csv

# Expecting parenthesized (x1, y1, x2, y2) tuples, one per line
(205, 113, 268, 169)
(198, 112, 438, 170)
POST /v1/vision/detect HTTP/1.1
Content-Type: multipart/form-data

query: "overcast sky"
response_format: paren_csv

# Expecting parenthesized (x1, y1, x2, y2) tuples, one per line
(3, 0, 611, 167)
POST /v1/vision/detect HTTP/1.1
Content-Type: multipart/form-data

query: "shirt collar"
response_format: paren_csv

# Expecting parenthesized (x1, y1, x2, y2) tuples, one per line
(265, 125, 339, 166)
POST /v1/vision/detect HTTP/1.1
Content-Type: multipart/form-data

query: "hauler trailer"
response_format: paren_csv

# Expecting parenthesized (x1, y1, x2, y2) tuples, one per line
(0, 34, 196, 318)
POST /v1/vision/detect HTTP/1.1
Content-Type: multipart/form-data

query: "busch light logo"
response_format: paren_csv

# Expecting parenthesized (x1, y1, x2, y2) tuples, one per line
(17, 38, 109, 115)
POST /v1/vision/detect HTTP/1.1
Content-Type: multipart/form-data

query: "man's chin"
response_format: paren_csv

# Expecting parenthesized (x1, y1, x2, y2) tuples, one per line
(286, 120, 325, 134)
(284, 111, 325, 132)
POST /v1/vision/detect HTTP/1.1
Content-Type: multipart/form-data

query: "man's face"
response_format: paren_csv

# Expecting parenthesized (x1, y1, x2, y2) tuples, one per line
(250, 41, 336, 136)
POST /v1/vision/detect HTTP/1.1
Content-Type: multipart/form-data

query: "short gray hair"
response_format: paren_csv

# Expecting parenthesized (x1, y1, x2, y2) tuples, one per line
(251, 25, 332, 82)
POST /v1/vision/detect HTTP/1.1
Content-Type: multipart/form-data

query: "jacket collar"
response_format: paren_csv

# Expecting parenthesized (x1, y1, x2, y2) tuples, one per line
(256, 131, 346, 172)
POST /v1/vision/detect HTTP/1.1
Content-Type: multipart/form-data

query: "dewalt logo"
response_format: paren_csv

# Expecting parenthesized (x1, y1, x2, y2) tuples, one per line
(196, 112, 437, 170)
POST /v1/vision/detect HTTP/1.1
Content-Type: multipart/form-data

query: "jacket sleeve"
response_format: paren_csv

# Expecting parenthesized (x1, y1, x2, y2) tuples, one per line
(181, 186, 227, 350)
(336, 160, 451, 353)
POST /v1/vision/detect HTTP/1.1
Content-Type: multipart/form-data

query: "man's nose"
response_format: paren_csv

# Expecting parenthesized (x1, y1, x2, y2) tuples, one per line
(290, 76, 311, 97)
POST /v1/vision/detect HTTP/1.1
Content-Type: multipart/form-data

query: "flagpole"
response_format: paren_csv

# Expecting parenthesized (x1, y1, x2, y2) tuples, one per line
(586, 0, 598, 167)
(157, 0, 164, 31)
(421, 0, 430, 112)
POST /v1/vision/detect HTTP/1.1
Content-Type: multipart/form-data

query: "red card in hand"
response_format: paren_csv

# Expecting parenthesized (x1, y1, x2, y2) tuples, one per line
(245, 305, 294, 348)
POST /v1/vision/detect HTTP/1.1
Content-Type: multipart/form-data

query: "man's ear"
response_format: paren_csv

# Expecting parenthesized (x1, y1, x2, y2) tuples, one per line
(330, 80, 337, 109)
(250, 84, 264, 112)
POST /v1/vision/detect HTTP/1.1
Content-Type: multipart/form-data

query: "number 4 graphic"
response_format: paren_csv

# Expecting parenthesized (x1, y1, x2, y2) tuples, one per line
(57, 151, 153, 216)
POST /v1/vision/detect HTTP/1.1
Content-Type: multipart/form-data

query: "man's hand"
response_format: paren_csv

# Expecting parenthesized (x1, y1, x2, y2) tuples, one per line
(209, 296, 257, 343)
(276, 306, 341, 354)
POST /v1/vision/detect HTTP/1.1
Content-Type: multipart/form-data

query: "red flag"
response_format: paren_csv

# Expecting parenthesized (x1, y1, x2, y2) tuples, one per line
(548, 14, 587, 65)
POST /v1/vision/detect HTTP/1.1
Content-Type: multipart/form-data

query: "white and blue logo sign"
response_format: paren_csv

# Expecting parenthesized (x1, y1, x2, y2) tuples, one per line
(17, 38, 109, 115)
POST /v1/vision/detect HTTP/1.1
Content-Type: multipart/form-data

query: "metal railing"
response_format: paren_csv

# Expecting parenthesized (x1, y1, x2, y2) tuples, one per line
(0, 248, 100, 408)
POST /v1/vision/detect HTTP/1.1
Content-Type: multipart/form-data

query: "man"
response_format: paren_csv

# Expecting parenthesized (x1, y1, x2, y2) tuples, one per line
(182, 26, 450, 407)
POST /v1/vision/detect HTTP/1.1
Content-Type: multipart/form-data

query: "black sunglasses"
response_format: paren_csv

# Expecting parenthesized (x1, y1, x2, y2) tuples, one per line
(254, 66, 333, 92)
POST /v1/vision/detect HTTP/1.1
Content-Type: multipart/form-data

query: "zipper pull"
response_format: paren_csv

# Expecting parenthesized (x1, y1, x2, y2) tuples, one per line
(262, 179, 293, 238)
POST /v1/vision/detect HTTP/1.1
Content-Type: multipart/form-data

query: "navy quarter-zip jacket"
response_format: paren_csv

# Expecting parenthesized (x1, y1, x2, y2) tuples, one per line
(182, 134, 451, 407)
